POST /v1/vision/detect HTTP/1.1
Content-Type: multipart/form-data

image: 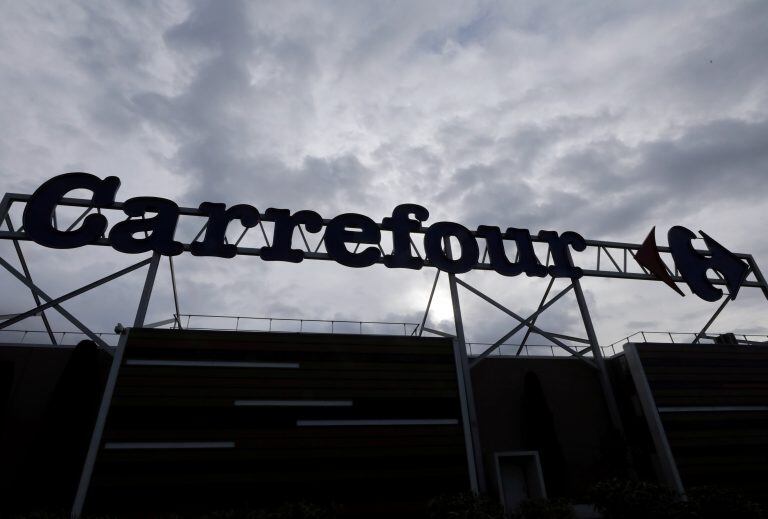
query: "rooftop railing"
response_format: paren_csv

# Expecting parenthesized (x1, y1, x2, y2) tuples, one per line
(601, 331, 768, 356)
(2, 316, 764, 360)
(173, 313, 421, 336)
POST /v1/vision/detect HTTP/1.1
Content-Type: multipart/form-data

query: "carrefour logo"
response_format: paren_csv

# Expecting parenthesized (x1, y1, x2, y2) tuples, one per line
(14, 173, 750, 302)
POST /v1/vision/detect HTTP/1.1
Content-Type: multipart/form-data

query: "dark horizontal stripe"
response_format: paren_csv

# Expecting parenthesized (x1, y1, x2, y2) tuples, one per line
(100, 434, 466, 448)
(666, 428, 768, 439)
(91, 457, 468, 480)
(104, 401, 464, 427)
(104, 408, 464, 432)
(110, 388, 459, 405)
(233, 399, 353, 407)
(115, 374, 459, 390)
(96, 445, 466, 464)
(104, 441, 235, 450)
(103, 420, 465, 439)
(666, 430, 768, 442)
(660, 413, 768, 425)
(125, 338, 454, 353)
(125, 359, 300, 369)
(126, 328, 451, 348)
(648, 380, 768, 390)
(122, 349, 454, 366)
(119, 362, 456, 380)
(658, 405, 768, 412)
(667, 439, 768, 449)
(117, 368, 457, 384)
(646, 372, 768, 382)
(669, 457, 768, 469)
(296, 418, 457, 426)
(87, 470, 467, 501)
(675, 466, 768, 477)
(651, 390, 768, 400)
(641, 359, 768, 370)
(112, 380, 459, 398)
(640, 355, 768, 364)
(635, 343, 768, 353)
(652, 398, 768, 407)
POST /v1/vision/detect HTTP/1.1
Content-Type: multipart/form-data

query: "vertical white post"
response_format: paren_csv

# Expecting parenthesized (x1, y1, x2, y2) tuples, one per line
(444, 238, 486, 492)
(624, 343, 685, 494)
(72, 331, 129, 518)
(571, 275, 624, 433)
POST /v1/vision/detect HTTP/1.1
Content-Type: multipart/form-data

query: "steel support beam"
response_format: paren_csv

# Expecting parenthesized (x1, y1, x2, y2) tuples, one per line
(444, 239, 486, 493)
(133, 252, 161, 328)
(168, 256, 182, 329)
(571, 271, 624, 433)
(72, 331, 129, 518)
(624, 343, 685, 494)
(418, 270, 440, 337)
(692, 295, 731, 344)
(5, 216, 57, 344)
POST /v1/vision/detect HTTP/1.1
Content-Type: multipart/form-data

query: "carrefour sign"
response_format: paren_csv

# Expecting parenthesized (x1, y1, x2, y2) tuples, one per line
(14, 173, 750, 302)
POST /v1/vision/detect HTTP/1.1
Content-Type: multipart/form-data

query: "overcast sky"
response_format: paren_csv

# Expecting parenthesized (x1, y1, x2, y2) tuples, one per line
(1, 1, 767, 350)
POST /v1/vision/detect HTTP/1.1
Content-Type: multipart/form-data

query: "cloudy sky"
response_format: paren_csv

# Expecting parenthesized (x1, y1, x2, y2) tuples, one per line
(1, 1, 767, 350)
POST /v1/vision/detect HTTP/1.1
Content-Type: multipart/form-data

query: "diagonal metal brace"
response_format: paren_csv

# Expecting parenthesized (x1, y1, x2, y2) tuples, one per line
(0, 256, 110, 349)
(468, 282, 587, 366)
(6, 216, 57, 344)
(692, 295, 731, 344)
(517, 278, 555, 355)
(0, 257, 152, 331)
(422, 326, 455, 338)
(418, 270, 441, 337)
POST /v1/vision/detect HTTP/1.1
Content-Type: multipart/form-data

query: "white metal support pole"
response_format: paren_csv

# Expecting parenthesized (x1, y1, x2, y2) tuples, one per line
(72, 330, 129, 518)
(571, 273, 624, 434)
(453, 337, 479, 493)
(624, 343, 685, 495)
(444, 238, 486, 493)
(134, 252, 160, 328)
(168, 256, 182, 329)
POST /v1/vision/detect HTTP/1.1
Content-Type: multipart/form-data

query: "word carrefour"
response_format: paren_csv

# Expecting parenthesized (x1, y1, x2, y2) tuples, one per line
(22, 173, 589, 277)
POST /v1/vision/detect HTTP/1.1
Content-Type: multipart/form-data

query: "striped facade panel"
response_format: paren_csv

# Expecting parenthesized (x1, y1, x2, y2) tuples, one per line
(80, 329, 471, 515)
(634, 343, 768, 498)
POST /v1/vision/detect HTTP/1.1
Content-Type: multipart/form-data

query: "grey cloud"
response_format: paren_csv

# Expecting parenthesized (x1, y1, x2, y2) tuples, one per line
(434, 116, 768, 240)
(654, 1, 768, 108)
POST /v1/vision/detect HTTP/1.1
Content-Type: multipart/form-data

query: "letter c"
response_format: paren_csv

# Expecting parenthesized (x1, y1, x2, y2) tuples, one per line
(22, 173, 120, 249)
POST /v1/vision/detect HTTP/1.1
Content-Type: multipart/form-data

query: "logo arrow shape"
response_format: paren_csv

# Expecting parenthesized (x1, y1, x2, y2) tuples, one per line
(635, 227, 685, 296)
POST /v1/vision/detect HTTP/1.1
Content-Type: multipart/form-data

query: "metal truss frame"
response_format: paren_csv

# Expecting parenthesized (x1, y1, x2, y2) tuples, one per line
(0, 199, 185, 352)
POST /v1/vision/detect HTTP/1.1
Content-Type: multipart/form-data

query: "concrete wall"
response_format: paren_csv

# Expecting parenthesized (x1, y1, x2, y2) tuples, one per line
(0, 343, 110, 510)
(471, 356, 619, 498)
(1, 345, 75, 493)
